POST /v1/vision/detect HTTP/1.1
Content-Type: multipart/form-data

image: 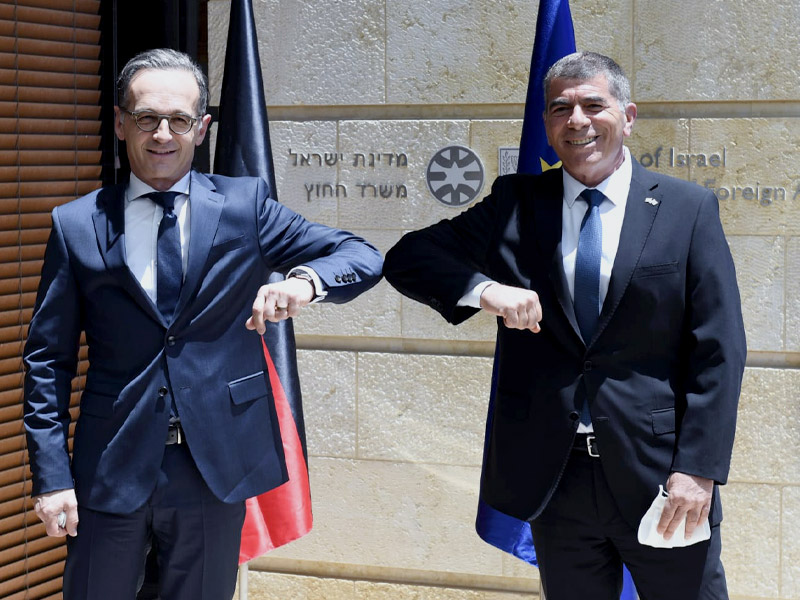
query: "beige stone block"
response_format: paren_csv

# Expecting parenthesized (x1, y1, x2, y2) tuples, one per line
(295, 278, 400, 338)
(727, 236, 784, 353)
(357, 353, 492, 465)
(782, 486, 800, 598)
(247, 571, 355, 599)
(626, 119, 691, 177)
(267, 121, 341, 227)
(720, 483, 780, 598)
(297, 350, 357, 458)
(572, 0, 634, 79)
(386, 2, 535, 104)
(337, 120, 476, 230)
(686, 119, 800, 236)
(208, 0, 386, 107)
(268, 457, 515, 577)
(501, 551, 538, 580)
(355, 581, 533, 599)
(729, 369, 800, 484)
(207, 0, 229, 106)
(786, 237, 800, 353)
(470, 120, 524, 183)
(294, 229, 401, 339)
(634, 0, 800, 102)
(400, 297, 497, 342)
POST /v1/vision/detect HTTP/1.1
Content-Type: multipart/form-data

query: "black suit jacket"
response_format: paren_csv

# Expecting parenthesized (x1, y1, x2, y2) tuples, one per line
(384, 159, 746, 528)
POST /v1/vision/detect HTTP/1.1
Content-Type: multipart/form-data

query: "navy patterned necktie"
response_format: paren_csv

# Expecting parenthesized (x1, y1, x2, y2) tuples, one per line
(574, 188, 605, 343)
(574, 188, 605, 425)
(146, 191, 182, 322)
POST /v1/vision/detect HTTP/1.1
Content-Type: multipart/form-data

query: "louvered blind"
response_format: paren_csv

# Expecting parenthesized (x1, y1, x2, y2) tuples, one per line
(0, 0, 101, 598)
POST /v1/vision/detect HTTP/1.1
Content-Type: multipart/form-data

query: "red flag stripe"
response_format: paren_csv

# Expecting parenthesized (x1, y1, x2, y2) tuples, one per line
(238, 339, 313, 564)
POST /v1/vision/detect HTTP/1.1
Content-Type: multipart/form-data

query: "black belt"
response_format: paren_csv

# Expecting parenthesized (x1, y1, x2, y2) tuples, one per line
(573, 433, 599, 457)
(166, 423, 185, 445)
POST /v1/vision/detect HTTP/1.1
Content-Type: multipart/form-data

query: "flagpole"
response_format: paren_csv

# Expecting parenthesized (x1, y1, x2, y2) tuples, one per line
(238, 562, 249, 600)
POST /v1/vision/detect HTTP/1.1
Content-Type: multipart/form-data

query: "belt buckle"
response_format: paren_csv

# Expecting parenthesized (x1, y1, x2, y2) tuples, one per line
(166, 424, 183, 445)
(586, 434, 599, 457)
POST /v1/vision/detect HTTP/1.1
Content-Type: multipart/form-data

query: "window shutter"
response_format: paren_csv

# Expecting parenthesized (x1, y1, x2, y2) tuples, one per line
(0, 0, 101, 597)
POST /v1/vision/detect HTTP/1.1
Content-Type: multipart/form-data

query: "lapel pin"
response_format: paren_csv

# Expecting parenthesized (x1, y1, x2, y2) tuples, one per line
(645, 197, 659, 206)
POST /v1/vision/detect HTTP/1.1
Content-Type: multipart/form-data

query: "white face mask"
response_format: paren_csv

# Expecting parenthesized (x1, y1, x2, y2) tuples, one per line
(637, 485, 711, 548)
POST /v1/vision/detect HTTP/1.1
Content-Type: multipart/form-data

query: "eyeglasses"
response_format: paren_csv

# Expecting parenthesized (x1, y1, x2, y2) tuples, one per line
(122, 109, 198, 135)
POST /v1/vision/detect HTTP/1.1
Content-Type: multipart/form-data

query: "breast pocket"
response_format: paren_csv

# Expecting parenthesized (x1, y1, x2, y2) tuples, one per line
(632, 261, 679, 279)
(209, 235, 246, 258)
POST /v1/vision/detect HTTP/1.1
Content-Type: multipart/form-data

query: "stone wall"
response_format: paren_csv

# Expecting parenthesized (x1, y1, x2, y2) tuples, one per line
(208, 1, 800, 598)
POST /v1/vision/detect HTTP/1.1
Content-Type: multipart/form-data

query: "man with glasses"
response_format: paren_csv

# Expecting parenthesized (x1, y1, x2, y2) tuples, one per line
(23, 48, 382, 600)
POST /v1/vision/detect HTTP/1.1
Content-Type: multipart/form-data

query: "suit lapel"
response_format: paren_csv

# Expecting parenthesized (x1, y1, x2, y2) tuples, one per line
(92, 185, 164, 324)
(595, 161, 660, 340)
(175, 172, 224, 316)
(529, 171, 582, 341)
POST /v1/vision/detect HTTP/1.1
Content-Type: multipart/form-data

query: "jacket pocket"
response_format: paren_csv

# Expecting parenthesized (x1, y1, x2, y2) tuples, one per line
(651, 407, 675, 435)
(633, 261, 679, 278)
(228, 371, 270, 406)
(210, 235, 246, 255)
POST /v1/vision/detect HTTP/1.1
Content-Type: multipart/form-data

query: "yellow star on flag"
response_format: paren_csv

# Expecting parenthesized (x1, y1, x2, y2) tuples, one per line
(540, 157, 562, 171)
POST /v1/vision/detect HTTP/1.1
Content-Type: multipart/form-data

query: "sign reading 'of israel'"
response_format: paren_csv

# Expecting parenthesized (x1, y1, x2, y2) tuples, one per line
(426, 146, 485, 207)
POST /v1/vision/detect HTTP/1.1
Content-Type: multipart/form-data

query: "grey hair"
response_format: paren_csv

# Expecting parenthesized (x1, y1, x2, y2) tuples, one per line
(117, 48, 209, 115)
(544, 52, 631, 108)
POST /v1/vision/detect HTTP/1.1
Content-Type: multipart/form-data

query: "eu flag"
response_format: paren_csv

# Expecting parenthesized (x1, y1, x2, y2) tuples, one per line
(214, 0, 313, 564)
(475, 0, 576, 566)
(518, 0, 576, 176)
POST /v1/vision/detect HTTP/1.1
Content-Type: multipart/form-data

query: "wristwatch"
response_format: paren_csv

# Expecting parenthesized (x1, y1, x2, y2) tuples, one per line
(288, 270, 319, 300)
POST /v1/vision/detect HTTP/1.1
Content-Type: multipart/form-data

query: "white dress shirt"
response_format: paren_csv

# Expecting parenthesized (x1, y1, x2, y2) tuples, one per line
(459, 147, 634, 432)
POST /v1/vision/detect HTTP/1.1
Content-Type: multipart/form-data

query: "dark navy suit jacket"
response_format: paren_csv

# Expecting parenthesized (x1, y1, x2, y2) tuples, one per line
(24, 171, 382, 514)
(384, 159, 746, 529)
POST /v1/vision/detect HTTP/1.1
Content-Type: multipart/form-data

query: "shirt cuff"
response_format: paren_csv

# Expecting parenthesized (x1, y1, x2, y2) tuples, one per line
(288, 266, 327, 303)
(457, 281, 496, 308)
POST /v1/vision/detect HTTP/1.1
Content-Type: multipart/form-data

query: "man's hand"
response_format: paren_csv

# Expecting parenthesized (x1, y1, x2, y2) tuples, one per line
(657, 472, 713, 540)
(34, 488, 78, 537)
(246, 277, 315, 334)
(480, 283, 543, 333)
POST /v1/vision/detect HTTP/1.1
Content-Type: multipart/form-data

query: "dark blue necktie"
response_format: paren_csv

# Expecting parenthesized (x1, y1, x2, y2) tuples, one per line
(574, 188, 605, 425)
(147, 191, 182, 322)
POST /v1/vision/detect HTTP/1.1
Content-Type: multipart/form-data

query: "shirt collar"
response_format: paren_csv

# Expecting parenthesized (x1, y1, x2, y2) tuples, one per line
(563, 146, 632, 208)
(127, 171, 192, 202)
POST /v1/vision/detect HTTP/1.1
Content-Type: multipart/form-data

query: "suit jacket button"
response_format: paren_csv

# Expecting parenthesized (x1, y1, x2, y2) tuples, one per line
(335, 275, 342, 283)
(167, 335, 176, 347)
(569, 411, 579, 421)
(158, 386, 168, 397)
(583, 361, 592, 372)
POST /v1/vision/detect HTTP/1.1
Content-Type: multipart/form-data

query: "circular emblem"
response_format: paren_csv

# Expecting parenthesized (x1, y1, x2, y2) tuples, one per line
(426, 145, 484, 207)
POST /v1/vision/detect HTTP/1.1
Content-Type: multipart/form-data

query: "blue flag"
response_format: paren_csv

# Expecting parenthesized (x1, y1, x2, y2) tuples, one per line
(475, 0, 575, 566)
(475, 2, 637, 598)
(517, 0, 576, 176)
